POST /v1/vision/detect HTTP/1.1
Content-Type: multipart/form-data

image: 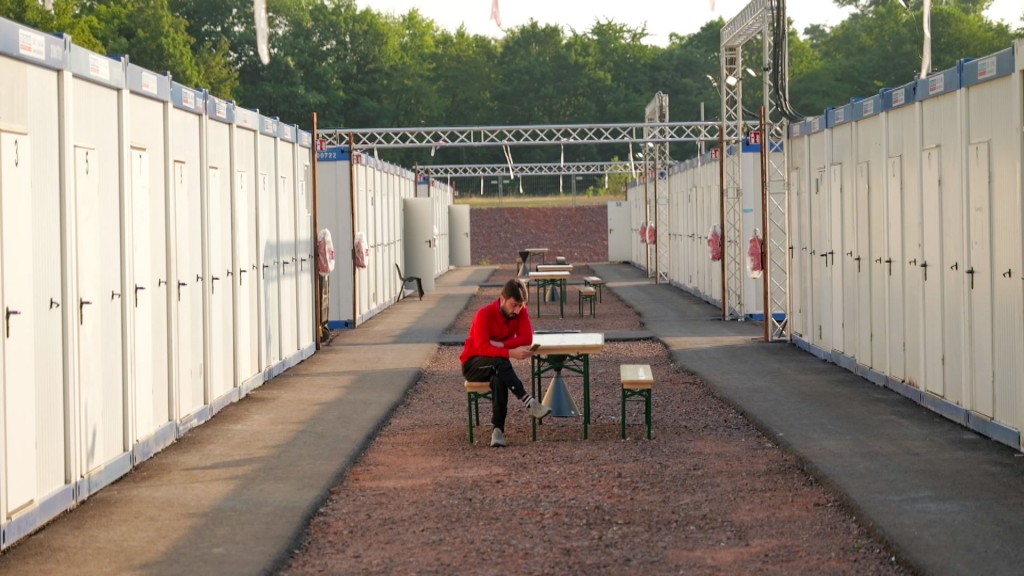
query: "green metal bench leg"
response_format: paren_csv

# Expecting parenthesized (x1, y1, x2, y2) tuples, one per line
(468, 394, 475, 444)
(621, 388, 652, 439)
(621, 388, 627, 439)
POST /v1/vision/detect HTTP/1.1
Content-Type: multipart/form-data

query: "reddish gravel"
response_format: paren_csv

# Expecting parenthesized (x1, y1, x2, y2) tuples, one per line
(281, 264, 909, 576)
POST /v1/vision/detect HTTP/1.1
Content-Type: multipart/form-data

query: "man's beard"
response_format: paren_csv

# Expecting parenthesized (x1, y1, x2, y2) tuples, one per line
(502, 309, 517, 319)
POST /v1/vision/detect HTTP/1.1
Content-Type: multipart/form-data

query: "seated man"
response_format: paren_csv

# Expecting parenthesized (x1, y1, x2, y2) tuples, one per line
(461, 278, 551, 447)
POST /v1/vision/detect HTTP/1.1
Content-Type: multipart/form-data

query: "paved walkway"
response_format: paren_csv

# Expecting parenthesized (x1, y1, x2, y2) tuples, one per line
(1, 263, 1023, 575)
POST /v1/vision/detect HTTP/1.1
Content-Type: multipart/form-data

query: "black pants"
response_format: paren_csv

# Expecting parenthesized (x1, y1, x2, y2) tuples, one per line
(462, 356, 527, 430)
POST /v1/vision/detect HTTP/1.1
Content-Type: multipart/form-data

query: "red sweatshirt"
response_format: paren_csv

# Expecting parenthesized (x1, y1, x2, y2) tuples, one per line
(460, 298, 533, 364)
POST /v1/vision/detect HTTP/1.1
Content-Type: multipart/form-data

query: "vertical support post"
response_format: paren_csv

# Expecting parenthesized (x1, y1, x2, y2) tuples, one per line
(760, 105, 770, 342)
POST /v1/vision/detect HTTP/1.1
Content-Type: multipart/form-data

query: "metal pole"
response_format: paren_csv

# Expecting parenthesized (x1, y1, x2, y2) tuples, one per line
(760, 105, 770, 342)
(348, 132, 357, 326)
(719, 127, 726, 321)
(312, 112, 321, 349)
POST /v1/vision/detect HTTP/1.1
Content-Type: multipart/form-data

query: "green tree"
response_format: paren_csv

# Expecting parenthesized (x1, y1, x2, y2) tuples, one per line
(86, 0, 203, 87)
(0, 0, 103, 52)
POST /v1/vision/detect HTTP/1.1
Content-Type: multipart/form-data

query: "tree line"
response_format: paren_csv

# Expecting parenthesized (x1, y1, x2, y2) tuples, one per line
(1, 0, 1019, 180)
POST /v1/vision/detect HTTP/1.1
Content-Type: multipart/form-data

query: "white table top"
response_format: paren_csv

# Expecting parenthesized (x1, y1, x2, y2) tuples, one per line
(532, 332, 604, 355)
(528, 271, 570, 280)
(536, 264, 573, 272)
(523, 248, 549, 253)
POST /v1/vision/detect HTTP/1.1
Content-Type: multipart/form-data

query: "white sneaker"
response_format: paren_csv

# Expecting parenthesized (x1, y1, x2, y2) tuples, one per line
(528, 400, 552, 420)
(490, 428, 507, 448)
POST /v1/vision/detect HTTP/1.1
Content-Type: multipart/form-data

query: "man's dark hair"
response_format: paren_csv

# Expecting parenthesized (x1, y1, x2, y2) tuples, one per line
(501, 278, 528, 303)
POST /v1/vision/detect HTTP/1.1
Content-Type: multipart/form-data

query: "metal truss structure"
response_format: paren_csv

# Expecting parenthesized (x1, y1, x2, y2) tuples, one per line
(318, 121, 723, 150)
(417, 161, 643, 178)
(721, 0, 790, 340)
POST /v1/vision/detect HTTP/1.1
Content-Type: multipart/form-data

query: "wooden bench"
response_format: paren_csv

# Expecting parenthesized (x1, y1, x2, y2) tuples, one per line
(620, 364, 653, 439)
(583, 276, 605, 302)
(578, 286, 597, 317)
(464, 380, 493, 444)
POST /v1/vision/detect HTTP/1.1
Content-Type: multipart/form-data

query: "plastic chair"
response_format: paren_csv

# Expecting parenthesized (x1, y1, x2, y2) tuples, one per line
(395, 264, 424, 303)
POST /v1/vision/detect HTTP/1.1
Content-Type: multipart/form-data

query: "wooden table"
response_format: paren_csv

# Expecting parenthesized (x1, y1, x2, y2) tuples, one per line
(523, 248, 548, 264)
(530, 332, 605, 440)
(528, 271, 569, 318)
(536, 264, 573, 273)
(517, 248, 550, 275)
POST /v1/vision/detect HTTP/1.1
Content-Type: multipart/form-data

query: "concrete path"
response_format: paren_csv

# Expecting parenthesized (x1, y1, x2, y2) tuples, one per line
(591, 263, 1024, 576)
(2, 263, 1024, 575)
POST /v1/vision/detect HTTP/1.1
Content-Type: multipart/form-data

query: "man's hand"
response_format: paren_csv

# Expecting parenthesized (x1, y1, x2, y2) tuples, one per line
(509, 347, 534, 360)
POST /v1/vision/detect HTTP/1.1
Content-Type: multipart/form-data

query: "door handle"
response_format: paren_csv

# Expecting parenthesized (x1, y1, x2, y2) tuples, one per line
(5, 307, 20, 337)
(135, 284, 146, 307)
(211, 276, 220, 294)
(177, 281, 187, 301)
(920, 261, 928, 281)
(966, 267, 976, 289)
(79, 299, 92, 324)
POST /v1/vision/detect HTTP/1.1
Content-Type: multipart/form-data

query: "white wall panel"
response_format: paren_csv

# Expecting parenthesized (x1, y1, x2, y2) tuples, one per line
(296, 153, 313, 349)
(1, 131, 37, 517)
(968, 75, 1022, 429)
(921, 147, 945, 396)
(967, 142, 994, 416)
(257, 130, 279, 365)
(276, 140, 297, 357)
(233, 124, 259, 382)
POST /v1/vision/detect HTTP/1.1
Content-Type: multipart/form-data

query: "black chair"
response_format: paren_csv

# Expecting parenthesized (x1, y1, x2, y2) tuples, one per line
(395, 264, 424, 303)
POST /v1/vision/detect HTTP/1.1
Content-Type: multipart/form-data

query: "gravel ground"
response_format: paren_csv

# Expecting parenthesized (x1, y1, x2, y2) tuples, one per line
(281, 266, 909, 576)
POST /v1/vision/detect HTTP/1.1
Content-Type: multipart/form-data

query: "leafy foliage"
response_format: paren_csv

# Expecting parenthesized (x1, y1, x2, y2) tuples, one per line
(1, 0, 1020, 190)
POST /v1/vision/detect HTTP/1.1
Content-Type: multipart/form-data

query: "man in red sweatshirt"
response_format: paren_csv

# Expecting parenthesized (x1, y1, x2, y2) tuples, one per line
(461, 278, 551, 447)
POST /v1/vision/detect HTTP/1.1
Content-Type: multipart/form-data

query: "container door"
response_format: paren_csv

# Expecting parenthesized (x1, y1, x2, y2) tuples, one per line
(829, 164, 845, 352)
(901, 154, 925, 387)
(841, 162, 859, 356)
(942, 145, 967, 408)
(234, 171, 252, 379)
(296, 164, 313, 348)
(921, 147, 944, 395)
(449, 204, 471, 267)
(75, 146, 106, 471)
(174, 161, 197, 415)
(813, 168, 832, 348)
(855, 162, 872, 366)
(608, 201, 631, 263)
(259, 172, 279, 366)
(967, 142, 993, 417)
(278, 173, 296, 355)
(869, 160, 888, 370)
(208, 167, 230, 400)
(886, 156, 906, 380)
(131, 149, 154, 437)
(787, 169, 801, 337)
(2, 132, 37, 516)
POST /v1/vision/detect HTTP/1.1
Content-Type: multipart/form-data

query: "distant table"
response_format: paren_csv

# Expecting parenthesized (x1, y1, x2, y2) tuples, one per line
(530, 332, 605, 440)
(528, 271, 569, 318)
(517, 248, 549, 276)
(524, 248, 548, 264)
(536, 264, 573, 273)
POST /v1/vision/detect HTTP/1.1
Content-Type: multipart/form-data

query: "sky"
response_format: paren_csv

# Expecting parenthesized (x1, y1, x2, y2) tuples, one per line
(363, 0, 1023, 46)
